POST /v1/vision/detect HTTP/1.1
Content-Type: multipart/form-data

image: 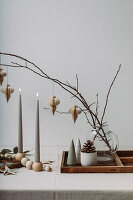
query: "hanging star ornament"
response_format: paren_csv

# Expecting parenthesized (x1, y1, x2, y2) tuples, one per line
(0, 165, 17, 176)
(47, 96, 60, 115)
(1, 84, 14, 102)
(0, 68, 7, 86)
(68, 105, 81, 123)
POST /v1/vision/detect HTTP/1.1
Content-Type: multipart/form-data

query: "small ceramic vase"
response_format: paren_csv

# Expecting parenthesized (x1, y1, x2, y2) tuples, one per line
(81, 152, 97, 166)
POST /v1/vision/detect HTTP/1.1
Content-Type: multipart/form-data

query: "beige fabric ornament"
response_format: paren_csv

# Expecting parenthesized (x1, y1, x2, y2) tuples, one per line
(68, 105, 81, 123)
(47, 96, 60, 115)
(1, 84, 14, 102)
(0, 68, 7, 86)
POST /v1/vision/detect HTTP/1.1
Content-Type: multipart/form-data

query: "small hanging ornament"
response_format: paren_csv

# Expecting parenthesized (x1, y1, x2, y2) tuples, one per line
(1, 84, 14, 102)
(0, 68, 7, 86)
(47, 96, 60, 115)
(68, 105, 81, 123)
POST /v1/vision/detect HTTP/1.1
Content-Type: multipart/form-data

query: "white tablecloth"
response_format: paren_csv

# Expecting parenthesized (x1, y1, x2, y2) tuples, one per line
(0, 147, 133, 200)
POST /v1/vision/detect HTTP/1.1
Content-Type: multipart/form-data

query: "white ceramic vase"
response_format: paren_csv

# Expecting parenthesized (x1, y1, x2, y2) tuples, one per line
(81, 152, 97, 166)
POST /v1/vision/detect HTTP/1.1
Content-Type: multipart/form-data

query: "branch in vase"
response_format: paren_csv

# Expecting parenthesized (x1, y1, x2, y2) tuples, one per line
(0, 52, 121, 151)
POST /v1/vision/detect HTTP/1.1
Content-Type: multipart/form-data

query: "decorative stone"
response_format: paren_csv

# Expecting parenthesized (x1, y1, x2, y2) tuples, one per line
(67, 140, 77, 166)
(32, 162, 43, 172)
(15, 153, 25, 161)
(26, 160, 33, 170)
(45, 165, 51, 172)
(21, 157, 29, 166)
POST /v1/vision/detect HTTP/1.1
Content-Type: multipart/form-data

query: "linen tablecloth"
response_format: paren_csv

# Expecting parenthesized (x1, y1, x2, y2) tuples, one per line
(0, 147, 133, 200)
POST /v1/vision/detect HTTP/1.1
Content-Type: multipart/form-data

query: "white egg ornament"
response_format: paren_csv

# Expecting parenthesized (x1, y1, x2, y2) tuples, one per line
(26, 160, 33, 170)
(21, 157, 29, 166)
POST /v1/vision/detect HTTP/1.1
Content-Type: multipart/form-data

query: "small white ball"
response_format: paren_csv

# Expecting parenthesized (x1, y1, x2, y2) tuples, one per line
(12, 154, 16, 159)
(21, 157, 29, 166)
(26, 160, 33, 170)
(45, 165, 51, 172)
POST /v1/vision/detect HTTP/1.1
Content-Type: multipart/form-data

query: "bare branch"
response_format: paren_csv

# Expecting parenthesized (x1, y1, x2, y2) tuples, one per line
(0, 52, 121, 151)
(94, 93, 99, 123)
(76, 74, 79, 91)
(79, 107, 93, 127)
(43, 107, 69, 114)
(66, 81, 71, 87)
(101, 65, 121, 123)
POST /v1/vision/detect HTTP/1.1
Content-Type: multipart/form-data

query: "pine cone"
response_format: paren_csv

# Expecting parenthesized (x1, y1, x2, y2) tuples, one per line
(81, 140, 96, 153)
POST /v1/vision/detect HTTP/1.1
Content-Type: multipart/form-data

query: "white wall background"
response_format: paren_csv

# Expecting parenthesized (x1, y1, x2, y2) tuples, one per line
(0, 0, 133, 149)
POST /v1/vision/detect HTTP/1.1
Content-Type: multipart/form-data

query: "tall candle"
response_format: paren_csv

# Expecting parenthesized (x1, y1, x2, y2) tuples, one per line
(18, 88, 23, 153)
(35, 92, 40, 162)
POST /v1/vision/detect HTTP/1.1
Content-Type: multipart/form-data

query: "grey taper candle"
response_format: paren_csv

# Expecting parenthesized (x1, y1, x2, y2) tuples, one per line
(18, 89, 23, 153)
(35, 93, 40, 162)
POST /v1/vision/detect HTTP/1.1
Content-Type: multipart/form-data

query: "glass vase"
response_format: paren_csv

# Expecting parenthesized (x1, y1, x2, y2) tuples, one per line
(91, 128, 119, 163)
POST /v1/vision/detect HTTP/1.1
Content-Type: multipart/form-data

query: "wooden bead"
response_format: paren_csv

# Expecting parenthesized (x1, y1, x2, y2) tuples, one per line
(26, 160, 33, 170)
(15, 153, 25, 161)
(21, 157, 29, 166)
(32, 162, 43, 172)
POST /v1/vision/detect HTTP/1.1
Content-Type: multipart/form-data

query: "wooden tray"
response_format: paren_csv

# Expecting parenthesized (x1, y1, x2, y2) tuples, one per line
(61, 151, 133, 173)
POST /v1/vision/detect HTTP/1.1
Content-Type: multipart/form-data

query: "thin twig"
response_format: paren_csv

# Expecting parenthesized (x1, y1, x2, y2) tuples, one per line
(43, 107, 69, 114)
(76, 74, 78, 91)
(79, 107, 93, 127)
(101, 65, 121, 123)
